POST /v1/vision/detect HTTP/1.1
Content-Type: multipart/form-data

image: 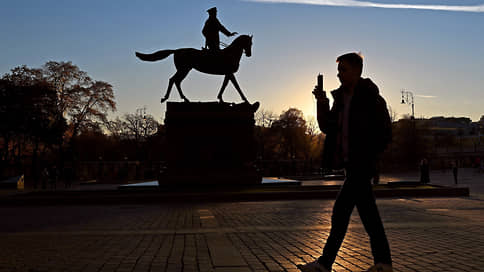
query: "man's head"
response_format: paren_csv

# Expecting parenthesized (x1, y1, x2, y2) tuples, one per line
(207, 7, 217, 16)
(337, 52, 363, 87)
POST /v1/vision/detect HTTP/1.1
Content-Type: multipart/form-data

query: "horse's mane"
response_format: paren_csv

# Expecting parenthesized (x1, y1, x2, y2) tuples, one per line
(225, 35, 251, 50)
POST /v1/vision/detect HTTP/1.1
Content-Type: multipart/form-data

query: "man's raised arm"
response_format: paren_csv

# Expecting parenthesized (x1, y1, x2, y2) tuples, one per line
(314, 88, 335, 135)
(217, 19, 237, 37)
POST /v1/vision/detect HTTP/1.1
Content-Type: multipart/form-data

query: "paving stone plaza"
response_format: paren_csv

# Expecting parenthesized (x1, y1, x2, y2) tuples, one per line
(0, 169, 483, 271)
(1, 193, 483, 272)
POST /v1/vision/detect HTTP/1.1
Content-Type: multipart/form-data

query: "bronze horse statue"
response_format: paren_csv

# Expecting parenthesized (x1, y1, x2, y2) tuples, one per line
(135, 35, 253, 103)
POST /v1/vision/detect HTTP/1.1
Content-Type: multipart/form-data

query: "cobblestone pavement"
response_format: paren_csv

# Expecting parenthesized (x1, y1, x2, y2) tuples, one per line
(1, 197, 483, 272)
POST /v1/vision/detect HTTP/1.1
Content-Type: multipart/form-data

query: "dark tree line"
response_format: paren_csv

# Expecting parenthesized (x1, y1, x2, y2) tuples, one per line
(254, 108, 325, 176)
(3, 61, 479, 185)
(0, 78, 65, 180)
(0, 62, 116, 185)
(74, 107, 164, 163)
(255, 108, 324, 161)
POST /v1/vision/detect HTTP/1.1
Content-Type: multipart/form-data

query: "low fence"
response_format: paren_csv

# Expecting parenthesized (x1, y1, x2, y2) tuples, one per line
(77, 159, 323, 183)
(77, 161, 163, 183)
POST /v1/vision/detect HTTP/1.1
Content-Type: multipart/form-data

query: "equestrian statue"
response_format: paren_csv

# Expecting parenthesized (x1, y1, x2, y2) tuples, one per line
(135, 7, 253, 104)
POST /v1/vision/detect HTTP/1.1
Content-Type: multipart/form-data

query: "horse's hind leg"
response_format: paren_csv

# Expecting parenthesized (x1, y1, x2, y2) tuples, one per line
(228, 74, 249, 103)
(217, 75, 230, 103)
(161, 75, 176, 103)
(173, 69, 191, 102)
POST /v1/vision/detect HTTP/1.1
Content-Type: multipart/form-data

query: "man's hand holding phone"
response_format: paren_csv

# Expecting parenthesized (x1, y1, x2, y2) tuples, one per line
(313, 87, 327, 101)
(313, 74, 328, 102)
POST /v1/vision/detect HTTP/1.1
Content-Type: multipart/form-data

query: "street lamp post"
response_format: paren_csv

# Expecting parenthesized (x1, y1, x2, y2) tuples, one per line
(401, 90, 415, 119)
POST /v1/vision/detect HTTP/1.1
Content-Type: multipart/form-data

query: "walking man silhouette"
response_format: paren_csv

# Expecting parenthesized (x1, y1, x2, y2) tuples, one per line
(298, 53, 393, 272)
(202, 7, 237, 51)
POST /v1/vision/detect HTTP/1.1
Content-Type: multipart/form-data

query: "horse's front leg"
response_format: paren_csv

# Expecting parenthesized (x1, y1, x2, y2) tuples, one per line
(173, 69, 191, 102)
(228, 74, 249, 103)
(217, 75, 230, 103)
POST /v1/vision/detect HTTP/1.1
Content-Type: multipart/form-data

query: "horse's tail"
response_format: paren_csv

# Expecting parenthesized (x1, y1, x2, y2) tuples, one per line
(135, 50, 174, 62)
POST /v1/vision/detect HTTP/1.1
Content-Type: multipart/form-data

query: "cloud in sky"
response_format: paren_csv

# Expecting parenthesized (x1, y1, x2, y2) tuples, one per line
(247, 0, 484, 13)
(416, 95, 437, 98)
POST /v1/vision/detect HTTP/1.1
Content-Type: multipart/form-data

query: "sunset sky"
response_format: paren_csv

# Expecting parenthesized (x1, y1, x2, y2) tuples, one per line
(1, 0, 484, 122)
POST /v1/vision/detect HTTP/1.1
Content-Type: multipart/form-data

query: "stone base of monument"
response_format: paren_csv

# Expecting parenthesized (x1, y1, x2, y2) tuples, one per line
(161, 101, 262, 186)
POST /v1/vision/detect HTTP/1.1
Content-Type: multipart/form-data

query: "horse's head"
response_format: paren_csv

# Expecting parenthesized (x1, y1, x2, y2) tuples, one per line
(231, 35, 253, 57)
(243, 35, 253, 57)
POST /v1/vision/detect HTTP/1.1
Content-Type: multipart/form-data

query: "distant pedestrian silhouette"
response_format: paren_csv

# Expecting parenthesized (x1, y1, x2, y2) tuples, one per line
(49, 165, 58, 190)
(202, 7, 237, 51)
(452, 160, 458, 184)
(41, 167, 49, 190)
(298, 53, 393, 272)
(420, 158, 430, 184)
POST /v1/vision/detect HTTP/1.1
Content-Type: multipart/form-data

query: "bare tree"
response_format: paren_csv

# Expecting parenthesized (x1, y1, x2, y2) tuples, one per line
(43, 61, 92, 117)
(105, 116, 125, 138)
(272, 108, 307, 159)
(6, 62, 116, 141)
(68, 80, 116, 138)
(107, 107, 159, 141)
(123, 108, 159, 141)
(388, 105, 398, 123)
(305, 116, 320, 137)
(2, 65, 43, 86)
(255, 109, 277, 128)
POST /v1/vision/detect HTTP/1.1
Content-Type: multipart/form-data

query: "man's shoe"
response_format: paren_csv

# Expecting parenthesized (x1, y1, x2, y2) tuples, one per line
(365, 263, 393, 272)
(297, 260, 330, 272)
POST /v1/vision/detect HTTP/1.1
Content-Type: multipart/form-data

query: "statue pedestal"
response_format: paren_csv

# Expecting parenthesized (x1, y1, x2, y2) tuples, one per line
(162, 102, 262, 186)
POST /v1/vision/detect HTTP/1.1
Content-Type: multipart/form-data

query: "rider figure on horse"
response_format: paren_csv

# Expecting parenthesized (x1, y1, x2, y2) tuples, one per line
(202, 7, 237, 52)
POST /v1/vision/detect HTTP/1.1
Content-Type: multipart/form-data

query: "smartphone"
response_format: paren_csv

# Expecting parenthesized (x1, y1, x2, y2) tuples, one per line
(317, 74, 323, 92)
(313, 74, 326, 98)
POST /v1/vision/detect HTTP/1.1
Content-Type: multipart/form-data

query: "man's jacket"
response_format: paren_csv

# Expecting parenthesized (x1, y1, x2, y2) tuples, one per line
(317, 78, 392, 170)
(202, 17, 231, 49)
